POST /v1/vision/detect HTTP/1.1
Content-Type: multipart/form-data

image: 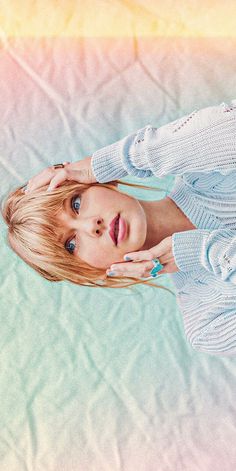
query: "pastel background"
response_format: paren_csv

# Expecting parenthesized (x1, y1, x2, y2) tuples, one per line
(0, 1, 236, 470)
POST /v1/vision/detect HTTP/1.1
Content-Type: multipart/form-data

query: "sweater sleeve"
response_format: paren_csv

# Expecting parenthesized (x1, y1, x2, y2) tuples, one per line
(91, 100, 236, 183)
(172, 228, 236, 284)
(189, 309, 236, 356)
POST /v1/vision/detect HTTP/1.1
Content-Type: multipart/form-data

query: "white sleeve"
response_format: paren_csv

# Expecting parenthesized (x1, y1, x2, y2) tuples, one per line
(190, 309, 236, 356)
(172, 228, 236, 285)
(91, 99, 236, 183)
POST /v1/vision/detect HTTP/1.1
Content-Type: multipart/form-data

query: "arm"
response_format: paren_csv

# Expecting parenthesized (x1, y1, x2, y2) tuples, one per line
(172, 228, 236, 285)
(91, 100, 236, 183)
(189, 308, 236, 356)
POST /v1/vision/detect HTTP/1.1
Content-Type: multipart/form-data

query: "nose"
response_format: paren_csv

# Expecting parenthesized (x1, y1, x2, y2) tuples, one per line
(73, 217, 104, 238)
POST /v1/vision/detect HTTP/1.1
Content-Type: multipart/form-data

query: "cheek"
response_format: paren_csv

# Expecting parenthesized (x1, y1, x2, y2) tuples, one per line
(77, 246, 114, 269)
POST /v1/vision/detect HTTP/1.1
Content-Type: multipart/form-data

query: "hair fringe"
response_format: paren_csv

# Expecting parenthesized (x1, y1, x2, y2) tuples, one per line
(1, 178, 175, 297)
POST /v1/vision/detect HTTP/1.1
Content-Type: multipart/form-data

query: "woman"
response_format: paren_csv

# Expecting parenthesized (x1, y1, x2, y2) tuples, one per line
(2, 99, 236, 355)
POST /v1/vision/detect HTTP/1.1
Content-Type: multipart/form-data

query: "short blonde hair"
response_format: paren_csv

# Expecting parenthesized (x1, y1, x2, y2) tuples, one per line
(1, 179, 175, 295)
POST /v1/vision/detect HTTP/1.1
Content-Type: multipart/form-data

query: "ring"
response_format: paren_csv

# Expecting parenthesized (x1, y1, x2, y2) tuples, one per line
(53, 163, 65, 169)
(149, 258, 164, 277)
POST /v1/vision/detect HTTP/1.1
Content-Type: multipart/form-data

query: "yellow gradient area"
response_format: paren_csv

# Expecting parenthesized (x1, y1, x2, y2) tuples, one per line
(0, 0, 235, 37)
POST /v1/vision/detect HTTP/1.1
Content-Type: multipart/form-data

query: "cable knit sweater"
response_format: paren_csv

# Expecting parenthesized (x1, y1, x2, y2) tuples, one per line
(91, 100, 236, 356)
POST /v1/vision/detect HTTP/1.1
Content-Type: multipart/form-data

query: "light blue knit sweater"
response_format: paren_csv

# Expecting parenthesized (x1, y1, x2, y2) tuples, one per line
(91, 100, 236, 357)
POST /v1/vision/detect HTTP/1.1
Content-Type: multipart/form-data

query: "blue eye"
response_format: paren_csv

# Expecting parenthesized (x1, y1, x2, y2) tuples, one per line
(65, 237, 76, 254)
(65, 194, 81, 254)
(72, 195, 81, 213)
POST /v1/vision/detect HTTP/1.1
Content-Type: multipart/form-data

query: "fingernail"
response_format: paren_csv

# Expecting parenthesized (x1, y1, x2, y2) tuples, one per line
(124, 256, 132, 261)
(47, 187, 52, 192)
(107, 271, 116, 276)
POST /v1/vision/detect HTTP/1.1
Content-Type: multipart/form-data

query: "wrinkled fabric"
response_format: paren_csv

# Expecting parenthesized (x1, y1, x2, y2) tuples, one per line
(1, 15, 236, 471)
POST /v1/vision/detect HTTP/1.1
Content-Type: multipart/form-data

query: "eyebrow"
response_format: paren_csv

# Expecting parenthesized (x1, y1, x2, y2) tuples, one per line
(58, 192, 81, 245)
(58, 198, 70, 245)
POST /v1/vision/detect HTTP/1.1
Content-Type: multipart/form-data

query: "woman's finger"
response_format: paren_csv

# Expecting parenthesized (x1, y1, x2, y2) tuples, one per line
(25, 162, 70, 193)
(46, 166, 95, 191)
(124, 250, 155, 262)
(107, 258, 163, 278)
(46, 168, 72, 191)
(107, 235, 178, 278)
(124, 250, 168, 266)
(124, 237, 173, 264)
(24, 157, 95, 193)
(25, 167, 54, 192)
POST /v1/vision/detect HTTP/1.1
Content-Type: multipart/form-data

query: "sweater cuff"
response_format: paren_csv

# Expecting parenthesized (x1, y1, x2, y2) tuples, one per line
(91, 139, 128, 183)
(172, 229, 211, 272)
(91, 129, 153, 183)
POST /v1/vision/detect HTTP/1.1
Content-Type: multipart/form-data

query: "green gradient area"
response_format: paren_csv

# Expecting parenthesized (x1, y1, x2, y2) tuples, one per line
(0, 37, 236, 471)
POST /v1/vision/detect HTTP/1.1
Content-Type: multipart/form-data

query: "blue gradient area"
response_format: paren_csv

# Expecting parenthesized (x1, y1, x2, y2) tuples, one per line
(0, 36, 236, 471)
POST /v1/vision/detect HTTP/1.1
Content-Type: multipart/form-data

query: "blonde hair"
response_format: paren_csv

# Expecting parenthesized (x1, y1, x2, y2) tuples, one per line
(1, 179, 175, 296)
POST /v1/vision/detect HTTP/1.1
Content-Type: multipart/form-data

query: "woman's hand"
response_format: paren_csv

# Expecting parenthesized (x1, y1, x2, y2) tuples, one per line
(106, 236, 179, 278)
(24, 157, 97, 193)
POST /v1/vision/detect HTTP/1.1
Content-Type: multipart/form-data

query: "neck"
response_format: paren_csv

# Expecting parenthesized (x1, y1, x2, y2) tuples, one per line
(138, 196, 195, 251)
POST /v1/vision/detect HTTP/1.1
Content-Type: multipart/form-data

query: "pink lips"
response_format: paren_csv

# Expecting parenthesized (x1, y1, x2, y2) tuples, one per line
(117, 215, 126, 244)
(109, 214, 119, 245)
(109, 214, 127, 245)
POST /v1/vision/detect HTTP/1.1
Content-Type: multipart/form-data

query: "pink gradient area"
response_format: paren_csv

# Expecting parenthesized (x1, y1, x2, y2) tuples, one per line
(0, 35, 236, 471)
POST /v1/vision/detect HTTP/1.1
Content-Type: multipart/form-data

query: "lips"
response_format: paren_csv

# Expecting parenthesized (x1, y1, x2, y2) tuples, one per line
(109, 214, 119, 245)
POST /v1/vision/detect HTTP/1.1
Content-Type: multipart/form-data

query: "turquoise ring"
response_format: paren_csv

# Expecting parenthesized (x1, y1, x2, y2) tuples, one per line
(150, 258, 164, 277)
